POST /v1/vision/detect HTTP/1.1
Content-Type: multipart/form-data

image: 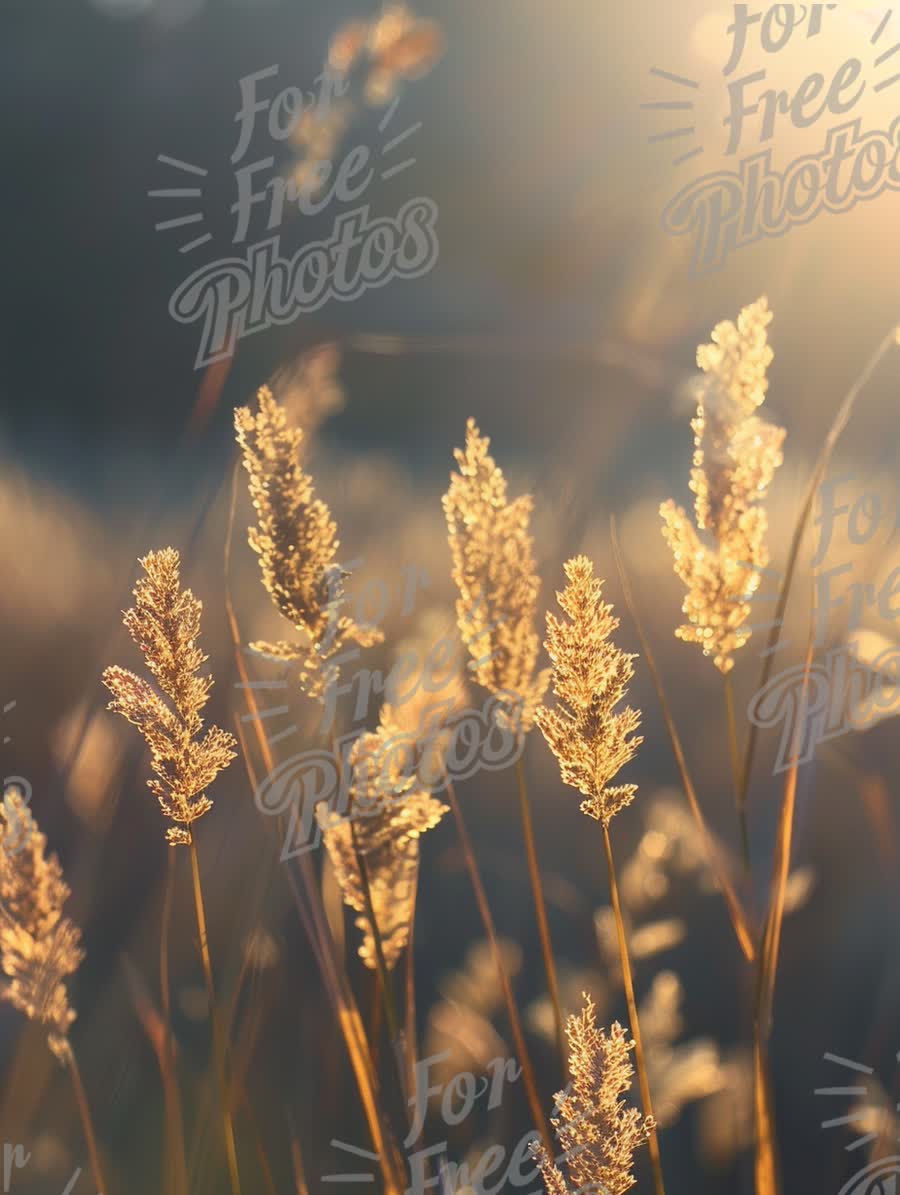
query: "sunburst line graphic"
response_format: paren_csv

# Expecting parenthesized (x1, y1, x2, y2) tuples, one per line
(266, 725, 298, 746)
(874, 39, 900, 63)
(155, 213, 204, 231)
(673, 145, 704, 166)
(872, 9, 893, 43)
(815, 1050, 897, 1155)
(873, 68, 900, 88)
(153, 89, 424, 258)
(150, 153, 212, 254)
(845, 1131, 881, 1152)
(645, 8, 895, 169)
(649, 66, 700, 90)
(383, 121, 421, 153)
(378, 97, 422, 181)
(378, 95, 401, 132)
(648, 126, 696, 143)
(148, 187, 202, 198)
(157, 154, 208, 176)
(737, 562, 792, 654)
(240, 704, 289, 723)
(644, 67, 705, 167)
(640, 100, 694, 110)
(234, 676, 298, 745)
(322, 1138, 380, 1184)
(3, 699, 15, 745)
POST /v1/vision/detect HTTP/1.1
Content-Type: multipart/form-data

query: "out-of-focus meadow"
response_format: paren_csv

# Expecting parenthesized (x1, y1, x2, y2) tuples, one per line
(2, 2, 900, 1193)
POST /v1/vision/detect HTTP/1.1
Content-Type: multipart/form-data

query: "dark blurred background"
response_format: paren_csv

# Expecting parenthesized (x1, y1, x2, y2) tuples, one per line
(2, 1, 900, 1192)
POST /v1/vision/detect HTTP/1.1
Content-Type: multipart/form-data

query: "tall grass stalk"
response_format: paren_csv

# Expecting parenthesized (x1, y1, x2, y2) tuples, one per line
(159, 846, 189, 1195)
(350, 821, 402, 1050)
(69, 1049, 109, 1195)
(601, 825, 666, 1195)
(225, 552, 406, 1194)
(188, 832, 243, 1195)
(515, 755, 567, 1074)
(444, 775, 555, 1157)
(723, 673, 749, 871)
(738, 327, 900, 810)
(610, 519, 757, 962)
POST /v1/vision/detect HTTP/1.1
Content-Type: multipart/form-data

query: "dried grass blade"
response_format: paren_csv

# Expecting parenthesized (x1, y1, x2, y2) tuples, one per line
(121, 953, 189, 1195)
(751, 580, 817, 1195)
(610, 518, 756, 962)
(225, 469, 405, 1193)
(444, 777, 555, 1158)
(753, 1036, 779, 1195)
(739, 328, 899, 808)
(515, 756, 567, 1075)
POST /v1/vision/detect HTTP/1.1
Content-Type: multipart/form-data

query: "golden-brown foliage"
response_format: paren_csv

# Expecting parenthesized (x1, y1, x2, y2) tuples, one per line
(443, 418, 550, 733)
(660, 297, 785, 673)
(317, 707, 449, 970)
(0, 788, 83, 1064)
(235, 386, 383, 700)
(531, 994, 653, 1195)
(102, 548, 237, 845)
(317, 666, 460, 969)
(536, 556, 643, 825)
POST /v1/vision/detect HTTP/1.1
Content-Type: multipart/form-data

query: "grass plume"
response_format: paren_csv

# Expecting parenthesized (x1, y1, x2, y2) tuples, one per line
(660, 297, 785, 675)
(235, 385, 382, 699)
(102, 547, 237, 845)
(537, 555, 665, 1195)
(531, 994, 653, 1195)
(444, 417, 564, 1065)
(103, 547, 241, 1195)
(0, 789, 107, 1194)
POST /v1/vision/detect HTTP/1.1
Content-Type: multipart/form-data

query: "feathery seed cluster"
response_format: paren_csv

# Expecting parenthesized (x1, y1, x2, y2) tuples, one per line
(102, 548, 237, 845)
(660, 297, 785, 673)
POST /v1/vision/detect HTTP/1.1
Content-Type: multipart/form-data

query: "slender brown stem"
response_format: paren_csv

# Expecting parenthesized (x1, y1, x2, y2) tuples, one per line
(188, 833, 242, 1195)
(445, 777, 554, 1157)
(231, 720, 405, 1195)
(723, 673, 750, 872)
(404, 880, 419, 1107)
(158, 846, 189, 1195)
(350, 820, 402, 1048)
(601, 825, 666, 1195)
(69, 1048, 108, 1195)
(514, 756, 567, 1074)
(160, 847, 175, 1027)
(226, 470, 405, 1195)
(752, 1032, 779, 1195)
(750, 589, 817, 1195)
(610, 518, 756, 962)
(738, 328, 898, 811)
(287, 1108, 311, 1195)
(236, 1079, 278, 1195)
(370, 974, 384, 1071)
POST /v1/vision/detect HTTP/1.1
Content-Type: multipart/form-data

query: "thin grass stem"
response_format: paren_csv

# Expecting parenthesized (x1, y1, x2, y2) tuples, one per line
(601, 824, 666, 1195)
(404, 880, 419, 1107)
(69, 1048, 109, 1195)
(610, 518, 756, 962)
(225, 459, 406, 1194)
(188, 833, 242, 1195)
(159, 846, 189, 1195)
(723, 673, 750, 872)
(514, 755, 567, 1075)
(350, 820, 402, 1048)
(738, 328, 898, 810)
(444, 775, 554, 1157)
